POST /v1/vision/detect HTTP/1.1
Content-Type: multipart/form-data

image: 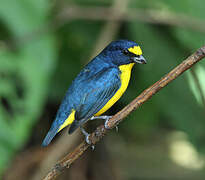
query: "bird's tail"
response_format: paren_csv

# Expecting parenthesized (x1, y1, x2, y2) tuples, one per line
(41, 126, 59, 147)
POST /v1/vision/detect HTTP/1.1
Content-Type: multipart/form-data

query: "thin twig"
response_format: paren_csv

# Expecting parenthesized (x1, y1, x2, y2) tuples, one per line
(13, 5, 205, 48)
(43, 46, 205, 180)
(57, 6, 205, 33)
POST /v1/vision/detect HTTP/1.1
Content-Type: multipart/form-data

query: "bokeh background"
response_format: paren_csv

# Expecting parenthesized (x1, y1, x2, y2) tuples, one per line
(1, 0, 205, 179)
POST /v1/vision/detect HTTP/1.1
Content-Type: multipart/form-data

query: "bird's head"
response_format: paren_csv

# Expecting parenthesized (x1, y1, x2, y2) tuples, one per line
(100, 40, 147, 66)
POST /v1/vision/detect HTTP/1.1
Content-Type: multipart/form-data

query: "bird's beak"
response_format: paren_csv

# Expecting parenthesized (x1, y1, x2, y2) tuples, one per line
(132, 55, 147, 64)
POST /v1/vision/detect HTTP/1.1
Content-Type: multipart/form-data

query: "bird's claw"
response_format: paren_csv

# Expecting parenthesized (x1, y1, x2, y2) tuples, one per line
(85, 134, 91, 144)
(80, 126, 95, 150)
(80, 126, 92, 144)
(104, 116, 112, 129)
(90, 115, 112, 129)
(85, 134, 95, 150)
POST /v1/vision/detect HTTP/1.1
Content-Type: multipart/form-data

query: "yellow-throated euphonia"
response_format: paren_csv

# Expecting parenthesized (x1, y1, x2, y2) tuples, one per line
(42, 40, 146, 146)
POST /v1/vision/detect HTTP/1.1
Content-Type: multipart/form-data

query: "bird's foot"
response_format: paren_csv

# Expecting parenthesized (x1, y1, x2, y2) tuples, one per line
(90, 115, 112, 121)
(90, 115, 113, 129)
(90, 115, 117, 131)
(91, 116, 118, 131)
(104, 116, 113, 129)
(80, 126, 91, 144)
(80, 126, 95, 150)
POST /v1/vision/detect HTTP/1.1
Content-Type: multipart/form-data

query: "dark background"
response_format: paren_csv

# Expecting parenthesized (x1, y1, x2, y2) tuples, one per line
(1, 0, 205, 179)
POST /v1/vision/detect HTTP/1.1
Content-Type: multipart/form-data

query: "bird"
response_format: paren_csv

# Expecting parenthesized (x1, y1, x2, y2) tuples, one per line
(42, 39, 147, 146)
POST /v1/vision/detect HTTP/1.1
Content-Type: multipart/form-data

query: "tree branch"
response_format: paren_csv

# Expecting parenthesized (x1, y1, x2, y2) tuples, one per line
(43, 46, 205, 180)
(13, 6, 205, 48)
(57, 6, 205, 33)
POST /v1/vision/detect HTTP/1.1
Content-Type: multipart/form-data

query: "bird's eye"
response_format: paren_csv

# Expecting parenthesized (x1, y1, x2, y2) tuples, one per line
(122, 49, 129, 55)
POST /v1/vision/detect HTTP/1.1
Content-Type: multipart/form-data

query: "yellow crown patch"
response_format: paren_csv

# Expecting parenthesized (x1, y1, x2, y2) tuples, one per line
(128, 46, 142, 56)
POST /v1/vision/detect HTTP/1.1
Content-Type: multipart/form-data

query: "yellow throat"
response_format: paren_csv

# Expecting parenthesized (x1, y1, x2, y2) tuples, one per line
(95, 63, 135, 116)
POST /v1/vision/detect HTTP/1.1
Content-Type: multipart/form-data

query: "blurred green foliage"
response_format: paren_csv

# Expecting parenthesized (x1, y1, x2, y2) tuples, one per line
(0, 0, 57, 175)
(0, 0, 205, 177)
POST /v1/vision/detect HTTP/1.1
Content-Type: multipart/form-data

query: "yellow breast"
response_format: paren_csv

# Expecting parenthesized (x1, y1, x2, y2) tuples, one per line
(95, 63, 135, 116)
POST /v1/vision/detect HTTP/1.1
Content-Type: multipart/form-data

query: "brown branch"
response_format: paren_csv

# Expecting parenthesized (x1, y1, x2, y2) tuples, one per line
(13, 6, 205, 48)
(32, 131, 80, 180)
(43, 46, 205, 180)
(57, 6, 205, 33)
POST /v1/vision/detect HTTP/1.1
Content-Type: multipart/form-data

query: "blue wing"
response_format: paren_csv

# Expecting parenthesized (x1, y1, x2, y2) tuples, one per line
(42, 66, 121, 146)
(68, 67, 121, 133)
